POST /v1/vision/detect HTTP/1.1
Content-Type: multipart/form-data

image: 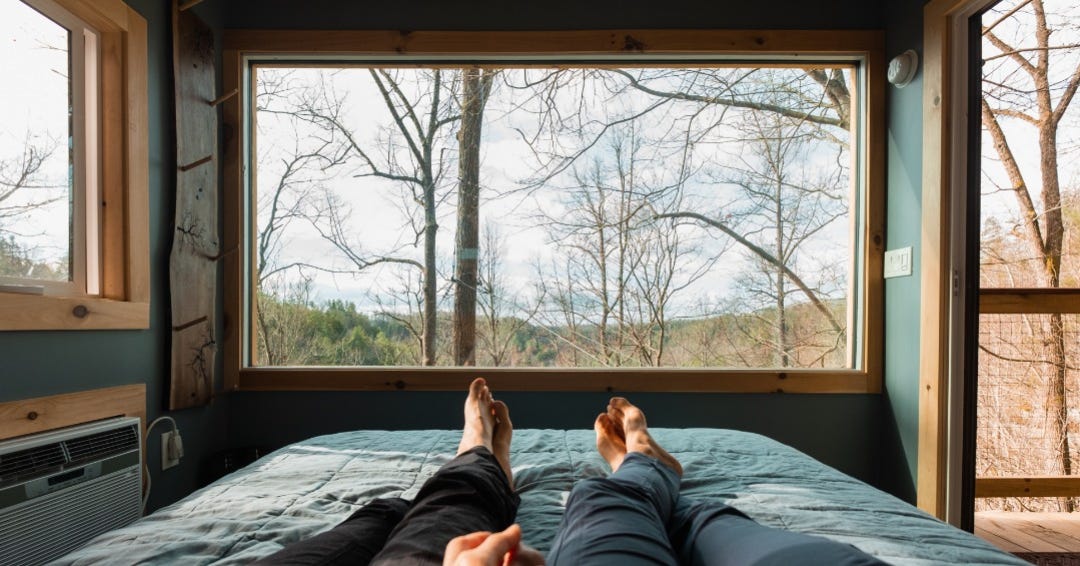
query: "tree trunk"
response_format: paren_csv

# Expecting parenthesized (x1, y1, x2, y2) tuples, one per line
(453, 69, 492, 366)
(422, 184, 438, 366)
(1040, 115, 1071, 510)
(775, 197, 789, 368)
(1049, 312, 1073, 510)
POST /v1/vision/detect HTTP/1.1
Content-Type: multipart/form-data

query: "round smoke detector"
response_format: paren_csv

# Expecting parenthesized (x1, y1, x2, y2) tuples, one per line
(887, 49, 919, 88)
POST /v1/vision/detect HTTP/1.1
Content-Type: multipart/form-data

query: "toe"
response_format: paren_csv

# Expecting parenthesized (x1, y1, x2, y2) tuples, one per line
(594, 412, 608, 432)
(607, 405, 626, 435)
(596, 413, 623, 439)
(469, 377, 486, 397)
(493, 400, 511, 428)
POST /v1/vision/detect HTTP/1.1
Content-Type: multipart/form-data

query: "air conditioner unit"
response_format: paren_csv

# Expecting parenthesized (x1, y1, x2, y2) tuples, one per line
(0, 417, 142, 566)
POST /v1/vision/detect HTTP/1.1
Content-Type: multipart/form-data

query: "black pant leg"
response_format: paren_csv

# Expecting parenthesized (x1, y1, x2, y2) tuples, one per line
(370, 446, 519, 566)
(253, 497, 410, 566)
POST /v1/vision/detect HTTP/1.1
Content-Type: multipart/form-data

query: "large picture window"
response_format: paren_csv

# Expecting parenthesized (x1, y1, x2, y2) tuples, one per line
(224, 31, 883, 391)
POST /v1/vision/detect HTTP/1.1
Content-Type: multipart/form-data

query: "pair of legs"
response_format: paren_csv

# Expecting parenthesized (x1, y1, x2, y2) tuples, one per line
(257, 378, 520, 566)
(546, 400, 886, 566)
(261, 379, 885, 565)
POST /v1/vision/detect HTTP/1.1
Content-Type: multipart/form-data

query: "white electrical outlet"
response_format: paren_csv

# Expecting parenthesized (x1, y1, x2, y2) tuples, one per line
(884, 246, 913, 278)
(161, 431, 180, 470)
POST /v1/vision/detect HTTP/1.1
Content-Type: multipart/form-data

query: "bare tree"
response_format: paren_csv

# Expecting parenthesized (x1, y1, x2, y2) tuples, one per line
(504, 66, 851, 191)
(978, 0, 1080, 511)
(258, 68, 463, 365)
(255, 277, 321, 366)
(533, 127, 708, 366)
(0, 136, 63, 233)
(664, 110, 848, 366)
(626, 210, 714, 366)
(453, 68, 496, 366)
(0, 134, 66, 277)
(475, 223, 538, 366)
(607, 67, 850, 130)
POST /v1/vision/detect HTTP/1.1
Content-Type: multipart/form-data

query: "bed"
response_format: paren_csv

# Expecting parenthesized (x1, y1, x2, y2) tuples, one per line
(55, 428, 1025, 565)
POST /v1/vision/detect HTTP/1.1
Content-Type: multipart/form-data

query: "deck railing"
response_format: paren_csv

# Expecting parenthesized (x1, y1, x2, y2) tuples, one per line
(975, 477, 1080, 498)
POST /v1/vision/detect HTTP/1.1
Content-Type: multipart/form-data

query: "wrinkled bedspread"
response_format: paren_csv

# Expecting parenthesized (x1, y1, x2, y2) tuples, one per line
(56, 429, 1024, 565)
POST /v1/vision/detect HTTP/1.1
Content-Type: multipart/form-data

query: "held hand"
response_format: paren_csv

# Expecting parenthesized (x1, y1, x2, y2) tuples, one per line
(444, 524, 545, 566)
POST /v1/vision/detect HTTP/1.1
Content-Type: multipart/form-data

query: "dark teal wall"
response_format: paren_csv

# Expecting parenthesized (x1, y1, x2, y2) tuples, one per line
(0, 0, 229, 512)
(230, 392, 883, 483)
(881, 0, 926, 503)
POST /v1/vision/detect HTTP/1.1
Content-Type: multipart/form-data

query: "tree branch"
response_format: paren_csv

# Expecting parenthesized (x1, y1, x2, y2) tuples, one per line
(655, 211, 843, 333)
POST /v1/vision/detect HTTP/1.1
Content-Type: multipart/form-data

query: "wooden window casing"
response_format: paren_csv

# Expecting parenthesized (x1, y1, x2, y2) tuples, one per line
(0, 0, 149, 330)
(222, 29, 885, 393)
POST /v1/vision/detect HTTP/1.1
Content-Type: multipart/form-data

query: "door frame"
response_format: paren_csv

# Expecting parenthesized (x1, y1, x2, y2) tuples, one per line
(919, 0, 995, 527)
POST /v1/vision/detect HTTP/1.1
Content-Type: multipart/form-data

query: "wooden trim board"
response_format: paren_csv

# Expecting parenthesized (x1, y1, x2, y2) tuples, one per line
(979, 288, 1080, 314)
(919, 0, 973, 520)
(238, 368, 875, 393)
(0, 384, 147, 442)
(222, 47, 242, 393)
(976, 476, 1080, 499)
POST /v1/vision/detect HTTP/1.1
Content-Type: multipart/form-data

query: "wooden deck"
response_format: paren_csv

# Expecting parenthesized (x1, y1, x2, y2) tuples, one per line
(976, 511, 1080, 554)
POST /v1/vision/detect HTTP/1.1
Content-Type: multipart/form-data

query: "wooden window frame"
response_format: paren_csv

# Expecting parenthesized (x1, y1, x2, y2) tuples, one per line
(0, 0, 149, 330)
(221, 29, 885, 393)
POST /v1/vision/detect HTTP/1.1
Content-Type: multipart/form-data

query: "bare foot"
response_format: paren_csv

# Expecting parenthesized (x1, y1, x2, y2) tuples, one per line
(608, 397, 683, 476)
(492, 400, 514, 486)
(594, 413, 627, 472)
(458, 378, 496, 456)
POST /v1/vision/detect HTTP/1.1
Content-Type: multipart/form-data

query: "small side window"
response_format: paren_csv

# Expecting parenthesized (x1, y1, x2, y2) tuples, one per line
(0, 0, 148, 330)
(1, 0, 98, 296)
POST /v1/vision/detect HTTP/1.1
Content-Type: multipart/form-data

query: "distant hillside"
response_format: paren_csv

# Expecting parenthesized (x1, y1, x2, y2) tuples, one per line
(255, 292, 849, 369)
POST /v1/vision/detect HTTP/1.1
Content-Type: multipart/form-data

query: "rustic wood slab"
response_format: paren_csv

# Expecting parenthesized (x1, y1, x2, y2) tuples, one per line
(168, 1, 218, 409)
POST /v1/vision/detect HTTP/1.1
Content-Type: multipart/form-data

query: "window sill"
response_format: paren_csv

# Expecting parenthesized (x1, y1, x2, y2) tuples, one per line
(233, 367, 880, 394)
(0, 293, 149, 330)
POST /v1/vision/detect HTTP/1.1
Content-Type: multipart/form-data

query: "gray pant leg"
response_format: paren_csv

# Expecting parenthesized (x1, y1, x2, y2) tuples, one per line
(547, 453, 681, 566)
(669, 499, 888, 566)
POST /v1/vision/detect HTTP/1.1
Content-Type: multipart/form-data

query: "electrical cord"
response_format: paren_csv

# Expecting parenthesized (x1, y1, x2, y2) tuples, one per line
(142, 416, 179, 514)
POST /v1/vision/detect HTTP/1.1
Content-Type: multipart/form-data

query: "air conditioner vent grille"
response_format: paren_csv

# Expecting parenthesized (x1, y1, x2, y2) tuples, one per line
(0, 444, 66, 486)
(64, 425, 139, 465)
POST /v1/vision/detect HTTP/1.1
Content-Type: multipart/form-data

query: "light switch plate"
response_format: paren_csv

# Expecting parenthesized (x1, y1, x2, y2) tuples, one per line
(884, 246, 913, 278)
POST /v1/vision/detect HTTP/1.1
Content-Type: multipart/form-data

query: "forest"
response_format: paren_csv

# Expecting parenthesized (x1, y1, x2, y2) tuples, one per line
(255, 287, 848, 369)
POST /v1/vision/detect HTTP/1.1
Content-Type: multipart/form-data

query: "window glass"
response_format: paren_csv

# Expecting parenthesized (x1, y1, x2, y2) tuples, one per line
(250, 64, 860, 369)
(976, 0, 1080, 513)
(0, 0, 72, 286)
(979, 0, 1080, 289)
